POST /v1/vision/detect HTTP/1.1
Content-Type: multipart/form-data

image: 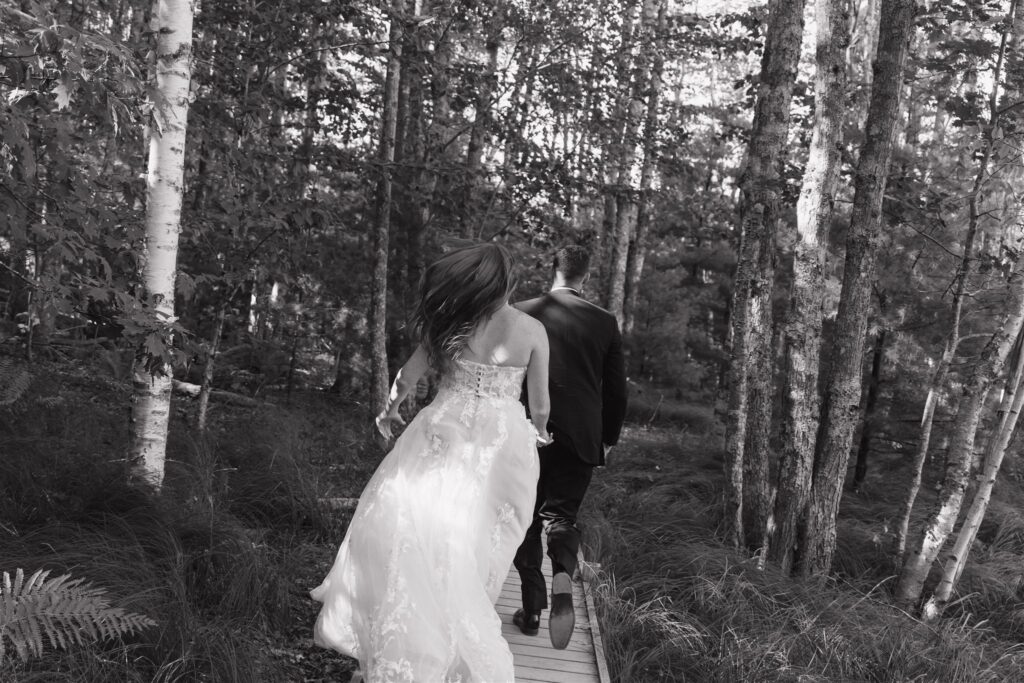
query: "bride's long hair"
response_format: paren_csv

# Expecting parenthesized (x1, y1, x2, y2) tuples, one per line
(413, 243, 518, 371)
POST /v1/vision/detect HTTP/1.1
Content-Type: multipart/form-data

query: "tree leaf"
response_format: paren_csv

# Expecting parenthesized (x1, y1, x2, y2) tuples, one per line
(53, 81, 71, 110)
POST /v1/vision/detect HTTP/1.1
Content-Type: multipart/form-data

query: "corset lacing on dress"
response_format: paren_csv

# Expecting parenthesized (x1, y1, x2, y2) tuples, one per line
(436, 358, 526, 402)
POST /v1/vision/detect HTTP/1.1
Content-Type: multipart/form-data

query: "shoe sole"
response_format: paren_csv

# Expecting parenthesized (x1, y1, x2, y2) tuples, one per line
(549, 573, 575, 649)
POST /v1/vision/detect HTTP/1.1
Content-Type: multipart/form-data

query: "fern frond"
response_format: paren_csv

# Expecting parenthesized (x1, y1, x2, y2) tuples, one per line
(0, 568, 156, 664)
(0, 357, 31, 406)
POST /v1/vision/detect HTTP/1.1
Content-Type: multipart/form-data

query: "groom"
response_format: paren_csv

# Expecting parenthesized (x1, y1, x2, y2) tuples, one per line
(512, 245, 628, 649)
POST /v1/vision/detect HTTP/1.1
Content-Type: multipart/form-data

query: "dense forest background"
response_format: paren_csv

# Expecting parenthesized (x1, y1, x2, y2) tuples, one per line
(3, 0, 1024, 680)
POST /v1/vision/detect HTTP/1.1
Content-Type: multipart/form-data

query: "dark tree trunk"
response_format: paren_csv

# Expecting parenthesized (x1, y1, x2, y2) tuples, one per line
(599, 0, 640, 287)
(770, 0, 852, 574)
(803, 0, 917, 576)
(197, 300, 227, 431)
(369, 0, 405, 419)
(723, 0, 807, 550)
(461, 9, 502, 238)
(852, 326, 886, 491)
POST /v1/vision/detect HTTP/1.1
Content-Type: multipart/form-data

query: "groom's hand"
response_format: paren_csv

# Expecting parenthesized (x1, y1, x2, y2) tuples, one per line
(602, 444, 613, 464)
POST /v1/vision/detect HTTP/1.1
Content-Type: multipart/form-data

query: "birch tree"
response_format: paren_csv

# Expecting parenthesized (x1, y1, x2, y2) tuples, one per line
(896, 256, 1024, 606)
(896, 0, 1024, 607)
(894, 0, 1020, 564)
(607, 0, 663, 324)
(623, 0, 667, 335)
(599, 0, 641, 285)
(801, 0, 916, 575)
(925, 327, 1024, 619)
(723, 0, 806, 550)
(131, 0, 195, 486)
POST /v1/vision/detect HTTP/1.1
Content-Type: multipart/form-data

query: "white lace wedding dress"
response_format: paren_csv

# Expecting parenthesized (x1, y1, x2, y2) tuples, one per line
(311, 358, 539, 682)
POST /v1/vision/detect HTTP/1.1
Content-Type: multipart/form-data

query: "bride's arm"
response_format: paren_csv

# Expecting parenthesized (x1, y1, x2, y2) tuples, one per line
(376, 344, 430, 439)
(525, 326, 551, 445)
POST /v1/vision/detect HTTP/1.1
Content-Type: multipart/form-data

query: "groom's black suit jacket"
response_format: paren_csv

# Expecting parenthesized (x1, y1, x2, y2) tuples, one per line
(516, 289, 628, 467)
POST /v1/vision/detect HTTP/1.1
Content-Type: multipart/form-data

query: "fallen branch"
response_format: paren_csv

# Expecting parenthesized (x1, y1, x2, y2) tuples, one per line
(171, 379, 268, 407)
(320, 497, 359, 511)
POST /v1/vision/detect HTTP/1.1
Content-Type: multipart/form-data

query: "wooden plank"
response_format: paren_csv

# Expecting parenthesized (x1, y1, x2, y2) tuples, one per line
(504, 640, 597, 662)
(513, 653, 598, 675)
(502, 536, 606, 683)
(513, 668, 598, 683)
(580, 560, 612, 683)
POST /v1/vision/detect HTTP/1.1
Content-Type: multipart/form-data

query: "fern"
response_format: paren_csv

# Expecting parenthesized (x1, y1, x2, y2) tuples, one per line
(0, 568, 156, 664)
(0, 357, 30, 406)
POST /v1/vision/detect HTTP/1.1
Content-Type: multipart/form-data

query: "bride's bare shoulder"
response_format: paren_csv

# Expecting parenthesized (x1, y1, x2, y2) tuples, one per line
(508, 308, 546, 346)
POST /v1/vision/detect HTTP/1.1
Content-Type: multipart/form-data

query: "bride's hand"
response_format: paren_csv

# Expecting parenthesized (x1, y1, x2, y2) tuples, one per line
(535, 430, 553, 447)
(375, 411, 405, 441)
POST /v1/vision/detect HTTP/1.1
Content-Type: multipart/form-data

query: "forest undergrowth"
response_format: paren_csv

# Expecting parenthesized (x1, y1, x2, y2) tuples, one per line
(0, 360, 369, 682)
(3, 362, 1024, 681)
(583, 425, 1024, 682)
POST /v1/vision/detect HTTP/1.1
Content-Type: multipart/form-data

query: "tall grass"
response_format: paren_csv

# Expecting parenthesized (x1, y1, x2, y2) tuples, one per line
(582, 425, 1024, 682)
(0, 368, 361, 681)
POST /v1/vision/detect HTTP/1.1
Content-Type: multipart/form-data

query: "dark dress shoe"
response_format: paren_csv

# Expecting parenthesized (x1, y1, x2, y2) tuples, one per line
(513, 608, 540, 636)
(549, 572, 575, 649)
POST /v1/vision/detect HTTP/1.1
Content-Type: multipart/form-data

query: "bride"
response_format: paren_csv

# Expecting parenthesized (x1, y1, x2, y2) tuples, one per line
(311, 243, 550, 682)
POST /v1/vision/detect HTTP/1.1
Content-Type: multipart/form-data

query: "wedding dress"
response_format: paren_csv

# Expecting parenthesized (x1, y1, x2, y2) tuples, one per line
(311, 358, 539, 682)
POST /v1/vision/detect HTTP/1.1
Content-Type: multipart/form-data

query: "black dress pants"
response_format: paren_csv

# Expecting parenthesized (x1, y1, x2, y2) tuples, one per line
(513, 439, 594, 615)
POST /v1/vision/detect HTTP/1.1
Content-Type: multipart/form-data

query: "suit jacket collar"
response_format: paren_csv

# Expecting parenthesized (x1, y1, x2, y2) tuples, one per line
(549, 286, 581, 297)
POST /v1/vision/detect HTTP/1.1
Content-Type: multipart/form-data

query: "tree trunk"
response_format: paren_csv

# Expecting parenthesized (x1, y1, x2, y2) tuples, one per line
(131, 0, 195, 487)
(723, 0, 807, 550)
(607, 0, 662, 322)
(894, 0, 1018, 566)
(369, 0, 405, 419)
(924, 329, 1024, 619)
(599, 0, 641, 286)
(743, 278, 775, 554)
(800, 0, 915, 576)
(897, 0, 1023, 603)
(852, 326, 886, 491)
(623, 0, 667, 335)
(461, 9, 502, 238)
(770, 0, 852, 572)
(411, 0, 452, 295)
(895, 262, 1024, 605)
(196, 299, 227, 431)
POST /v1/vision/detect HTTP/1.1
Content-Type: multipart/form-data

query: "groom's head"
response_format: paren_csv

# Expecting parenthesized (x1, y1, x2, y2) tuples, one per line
(553, 245, 591, 288)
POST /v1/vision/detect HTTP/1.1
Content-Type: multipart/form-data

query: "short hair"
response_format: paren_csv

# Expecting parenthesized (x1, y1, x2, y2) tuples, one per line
(553, 245, 591, 282)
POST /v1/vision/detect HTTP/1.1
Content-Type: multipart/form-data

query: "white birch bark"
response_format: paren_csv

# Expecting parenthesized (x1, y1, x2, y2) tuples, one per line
(924, 330, 1024, 619)
(894, 0, 1020, 577)
(131, 0, 195, 487)
(895, 259, 1024, 605)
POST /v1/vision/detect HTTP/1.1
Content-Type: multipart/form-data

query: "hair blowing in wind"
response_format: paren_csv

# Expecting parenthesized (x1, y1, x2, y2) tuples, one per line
(413, 243, 518, 370)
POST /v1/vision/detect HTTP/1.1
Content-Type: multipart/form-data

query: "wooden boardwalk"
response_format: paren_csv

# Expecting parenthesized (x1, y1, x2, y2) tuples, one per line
(497, 555, 611, 683)
(323, 497, 611, 682)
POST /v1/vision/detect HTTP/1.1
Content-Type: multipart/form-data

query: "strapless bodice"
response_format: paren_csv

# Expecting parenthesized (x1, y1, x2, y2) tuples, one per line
(436, 358, 527, 401)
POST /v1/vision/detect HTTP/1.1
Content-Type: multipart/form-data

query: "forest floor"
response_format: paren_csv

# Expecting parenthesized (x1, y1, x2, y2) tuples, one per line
(3, 359, 1024, 681)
